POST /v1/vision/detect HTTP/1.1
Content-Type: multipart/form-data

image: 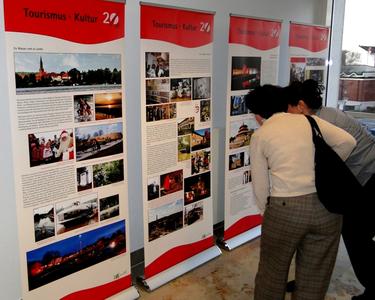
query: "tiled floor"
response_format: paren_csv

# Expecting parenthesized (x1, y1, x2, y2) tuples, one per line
(136, 238, 363, 299)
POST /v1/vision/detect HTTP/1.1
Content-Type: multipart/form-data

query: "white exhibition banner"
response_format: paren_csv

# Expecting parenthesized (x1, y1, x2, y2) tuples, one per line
(3, 1, 136, 299)
(140, 3, 220, 286)
(289, 22, 330, 87)
(224, 15, 282, 245)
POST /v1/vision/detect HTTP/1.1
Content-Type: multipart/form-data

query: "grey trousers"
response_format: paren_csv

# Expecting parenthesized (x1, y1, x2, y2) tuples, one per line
(254, 193, 342, 300)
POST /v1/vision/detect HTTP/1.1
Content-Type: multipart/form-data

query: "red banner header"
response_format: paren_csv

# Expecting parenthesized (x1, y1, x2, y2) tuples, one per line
(229, 16, 281, 50)
(3, 0, 124, 44)
(289, 23, 329, 53)
(141, 5, 214, 48)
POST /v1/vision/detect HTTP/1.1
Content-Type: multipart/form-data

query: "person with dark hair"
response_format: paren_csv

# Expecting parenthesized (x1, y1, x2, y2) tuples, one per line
(246, 84, 356, 300)
(285, 79, 375, 300)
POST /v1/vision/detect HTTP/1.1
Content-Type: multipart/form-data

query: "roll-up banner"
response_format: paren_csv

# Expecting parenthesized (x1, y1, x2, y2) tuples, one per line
(222, 15, 282, 250)
(140, 3, 221, 291)
(289, 22, 330, 88)
(3, 0, 138, 299)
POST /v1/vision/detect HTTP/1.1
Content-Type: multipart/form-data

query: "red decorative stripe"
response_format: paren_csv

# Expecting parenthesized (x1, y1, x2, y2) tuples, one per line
(4, 0, 124, 44)
(61, 275, 132, 300)
(229, 16, 281, 50)
(290, 57, 307, 63)
(141, 5, 214, 48)
(224, 215, 262, 241)
(289, 23, 329, 53)
(145, 236, 214, 279)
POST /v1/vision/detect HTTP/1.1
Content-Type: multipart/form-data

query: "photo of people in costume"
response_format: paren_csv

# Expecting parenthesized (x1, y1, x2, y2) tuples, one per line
(28, 129, 74, 167)
(145, 52, 169, 78)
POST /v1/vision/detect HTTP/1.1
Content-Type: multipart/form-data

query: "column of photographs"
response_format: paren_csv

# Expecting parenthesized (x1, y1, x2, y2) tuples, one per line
(228, 56, 261, 191)
(17, 52, 126, 291)
(145, 52, 211, 242)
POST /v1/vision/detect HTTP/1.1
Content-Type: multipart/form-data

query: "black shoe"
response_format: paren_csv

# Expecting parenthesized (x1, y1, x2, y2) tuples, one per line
(352, 290, 375, 300)
(286, 280, 296, 293)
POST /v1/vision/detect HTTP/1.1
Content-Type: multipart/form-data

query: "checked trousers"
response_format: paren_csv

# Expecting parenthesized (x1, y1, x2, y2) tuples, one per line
(254, 193, 342, 300)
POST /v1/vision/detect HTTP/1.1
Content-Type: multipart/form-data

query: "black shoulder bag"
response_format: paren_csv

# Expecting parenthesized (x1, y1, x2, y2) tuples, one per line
(305, 115, 363, 214)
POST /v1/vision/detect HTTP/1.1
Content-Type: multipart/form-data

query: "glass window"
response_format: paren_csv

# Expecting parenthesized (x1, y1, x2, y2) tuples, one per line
(339, 0, 375, 135)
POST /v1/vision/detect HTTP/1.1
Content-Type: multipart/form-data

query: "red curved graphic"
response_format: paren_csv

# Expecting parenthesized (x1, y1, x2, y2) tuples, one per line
(4, 0, 124, 44)
(289, 23, 330, 53)
(229, 16, 281, 50)
(145, 236, 214, 279)
(141, 5, 214, 48)
(61, 275, 131, 300)
(224, 215, 262, 241)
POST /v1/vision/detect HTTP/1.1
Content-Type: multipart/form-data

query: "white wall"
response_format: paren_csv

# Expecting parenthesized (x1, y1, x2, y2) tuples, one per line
(0, 3, 22, 300)
(0, 0, 335, 299)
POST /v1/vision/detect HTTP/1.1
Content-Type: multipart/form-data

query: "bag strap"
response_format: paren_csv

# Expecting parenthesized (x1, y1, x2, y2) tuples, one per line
(305, 115, 324, 143)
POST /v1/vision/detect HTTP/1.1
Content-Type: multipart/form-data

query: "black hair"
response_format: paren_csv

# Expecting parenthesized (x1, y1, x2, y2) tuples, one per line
(245, 84, 287, 119)
(285, 79, 323, 110)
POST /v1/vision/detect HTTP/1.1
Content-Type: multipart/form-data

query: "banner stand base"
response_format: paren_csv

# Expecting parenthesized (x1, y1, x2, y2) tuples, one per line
(107, 285, 139, 300)
(138, 245, 222, 291)
(220, 225, 261, 251)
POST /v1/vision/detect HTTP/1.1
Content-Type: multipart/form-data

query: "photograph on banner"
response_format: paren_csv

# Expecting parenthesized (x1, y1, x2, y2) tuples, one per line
(191, 149, 210, 175)
(146, 78, 170, 105)
(147, 176, 160, 201)
(76, 165, 93, 192)
(160, 169, 184, 196)
(178, 117, 195, 136)
(231, 56, 261, 91)
(94, 92, 123, 120)
(178, 135, 191, 161)
(243, 169, 251, 184)
(229, 152, 244, 171)
(184, 171, 210, 205)
(290, 58, 306, 82)
(145, 52, 170, 78)
(33, 205, 55, 242)
(171, 78, 192, 102)
(55, 193, 98, 235)
(146, 103, 177, 122)
(28, 129, 74, 167)
(74, 94, 95, 122)
(229, 118, 257, 149)
(184, 201, 204, 226)
(192, 128, 210, 151)
(148, 198, 184, 241)
(15, 52, 122, 95)
(230, 95, 250, 116)
(193, 77, 211, 100)
(200, 100, 211, 122)
(93, 159, 124, 188)
(290, 57, 326, 84)
(27, 220, 126, 291)
(75, 123, 123, 162)
(99, 194, 120, 221)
